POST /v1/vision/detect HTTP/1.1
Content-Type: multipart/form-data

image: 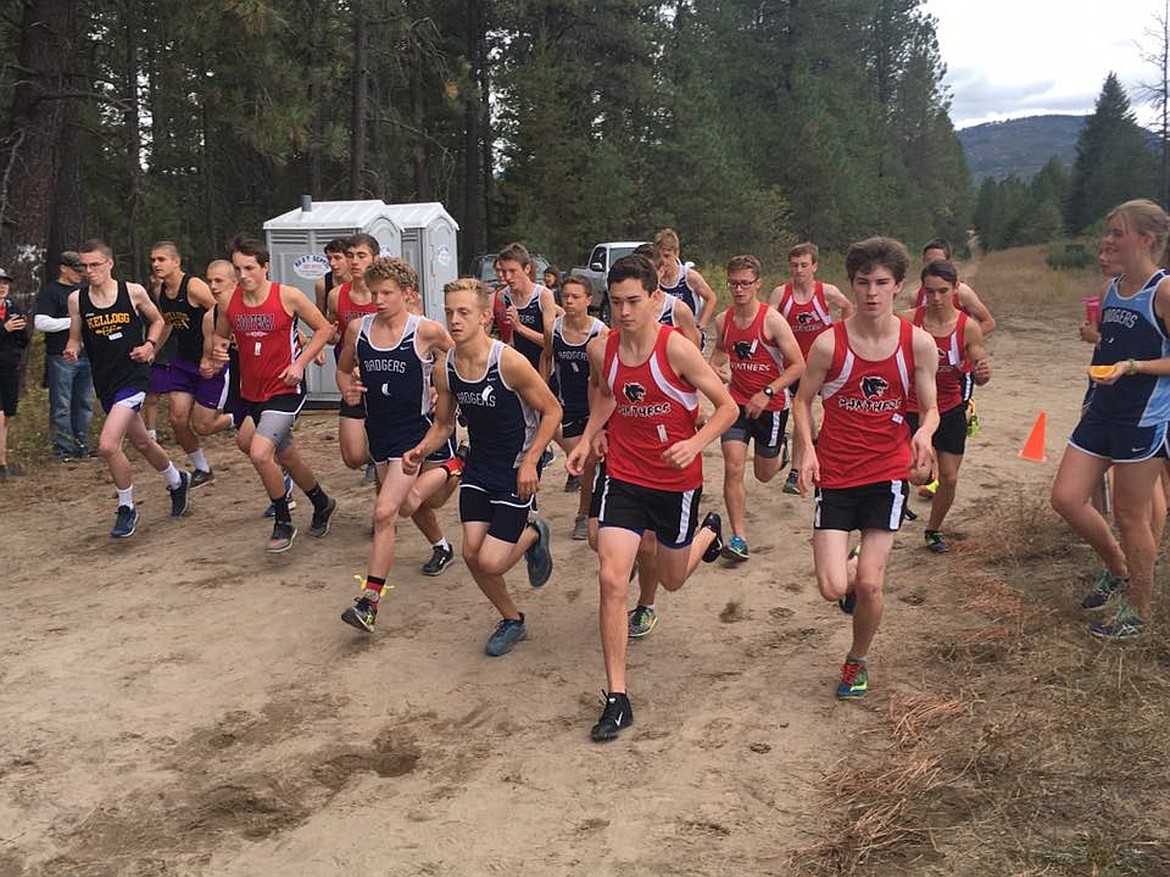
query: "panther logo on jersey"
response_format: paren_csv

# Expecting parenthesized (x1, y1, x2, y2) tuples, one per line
(733, 340, 755, 359)
(795, 312, 817, 325)
(622, 382, 646, 403)
(861, 376, 889, 399)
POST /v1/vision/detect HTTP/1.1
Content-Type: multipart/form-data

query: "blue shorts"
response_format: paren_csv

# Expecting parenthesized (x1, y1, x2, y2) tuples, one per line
(100, 386, 147, 414)
(1069, 410, 1169, 463)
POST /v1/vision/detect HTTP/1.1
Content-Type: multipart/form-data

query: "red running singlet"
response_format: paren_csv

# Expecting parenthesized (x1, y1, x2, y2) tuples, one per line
(909, 309, 969, 414)
(225, 282, 301, 402)
(603, 325, 701, 492)
(776, 281, 832, 359)
(335, 281, 376, 359)
(817, 319, 917, 489)
(720, 302, 786, 411)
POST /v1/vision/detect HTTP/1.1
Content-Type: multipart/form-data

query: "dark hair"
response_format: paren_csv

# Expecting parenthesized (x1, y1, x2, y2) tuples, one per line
(727, 254, 761, 277)
(845, 237, 911, 283)
(324, 237, 350, 255)
(349, 232, 380, 255)
(608, 254, 658, 293)
(922, 237, 952, 259)
(633, 242, 665, 270)
(497, 241, 531, 266)
(921, 258, 959, 286)
(788, 242, 819, 262)
(228, 234, 270, 266)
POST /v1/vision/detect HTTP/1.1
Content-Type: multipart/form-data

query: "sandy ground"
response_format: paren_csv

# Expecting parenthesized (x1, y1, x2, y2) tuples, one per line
(0, 281, 1092, 877)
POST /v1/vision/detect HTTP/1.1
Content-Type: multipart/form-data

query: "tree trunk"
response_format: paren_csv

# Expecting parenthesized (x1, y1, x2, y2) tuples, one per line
(462, 0, 484, 267)
(123, 5, 143, 278)
(0, 0, 81, 310)
(349, 0, 369, 198)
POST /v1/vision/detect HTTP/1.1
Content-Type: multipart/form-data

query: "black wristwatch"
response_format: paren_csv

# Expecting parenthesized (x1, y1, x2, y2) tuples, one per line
(762, 386, 776, 398)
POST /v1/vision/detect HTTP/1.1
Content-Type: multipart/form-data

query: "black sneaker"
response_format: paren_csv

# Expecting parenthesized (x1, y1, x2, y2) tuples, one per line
(189, 468, 214, 489)
(590, 691, 633, 742)
(110, 504, 138, 538)
(564, 473, 581, 493)
(169, 470, 191, 517)
(700, 512, 723, 563)
(341, 593, 379, 633)
(267, 522, 297, 553)
(422, 543, 454, 576)
(308, 496, 338, 538)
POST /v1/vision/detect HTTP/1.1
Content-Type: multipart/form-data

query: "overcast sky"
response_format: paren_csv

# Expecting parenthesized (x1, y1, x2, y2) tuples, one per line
(925, 0, 1167, 129)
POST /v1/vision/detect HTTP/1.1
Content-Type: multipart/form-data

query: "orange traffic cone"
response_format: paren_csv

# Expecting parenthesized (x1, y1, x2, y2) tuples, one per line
(1019, 411, 1048, 463)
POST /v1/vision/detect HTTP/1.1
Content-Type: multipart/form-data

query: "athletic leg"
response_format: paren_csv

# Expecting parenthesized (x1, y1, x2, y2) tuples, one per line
(1051, 445, 1127, 578)
(926, 450, 963, 531)
(597, 527, 643, 693)
(721, 438, 748, 540)
(1111, 457, 1164, 618)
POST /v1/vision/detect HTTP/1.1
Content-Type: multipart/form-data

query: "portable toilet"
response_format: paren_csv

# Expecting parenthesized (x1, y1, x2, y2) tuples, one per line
(262, 198, 403, 405)
(382, 202, 460, 319)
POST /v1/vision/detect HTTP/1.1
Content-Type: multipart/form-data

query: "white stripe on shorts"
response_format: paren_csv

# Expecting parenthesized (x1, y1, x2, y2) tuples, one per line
(676, 488, 697, 544)
(888, 479, 905, 530)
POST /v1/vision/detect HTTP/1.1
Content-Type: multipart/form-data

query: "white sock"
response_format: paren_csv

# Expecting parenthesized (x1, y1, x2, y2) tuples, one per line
(147, 429, 157, 441)
(162, 463, 182, 489)
(433, 537, 451, 551)
(117, 486, 134, 509)
(188, 449, 209, 472)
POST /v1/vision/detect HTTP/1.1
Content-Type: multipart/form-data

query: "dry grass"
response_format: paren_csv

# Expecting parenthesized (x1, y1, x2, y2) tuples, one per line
(795, 246, 1170, 876)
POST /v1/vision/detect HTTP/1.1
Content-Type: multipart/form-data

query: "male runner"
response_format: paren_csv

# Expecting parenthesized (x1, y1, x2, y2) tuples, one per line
(551, 275, 607, 540)
(713, 254, 805, 560)
(497, 242, 556, 378)
(152, 241, 230, 485)
(338, 257, 459, 632)
(769, 241, 854, 493)
(794, 237, 938, 700)
(211, 236, 337, 552)
(64, 240, 192, 536)
(900, 259, 991, 553)
(315, 237, 351, 314)
(653, 228, 717, 338)
(404, 278, 560, 656)
(566, 254, 737, 742)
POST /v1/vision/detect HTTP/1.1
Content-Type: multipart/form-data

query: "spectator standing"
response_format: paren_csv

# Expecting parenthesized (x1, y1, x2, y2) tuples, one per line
(34, 251, 93, 460)
(0, 268, 30, 479)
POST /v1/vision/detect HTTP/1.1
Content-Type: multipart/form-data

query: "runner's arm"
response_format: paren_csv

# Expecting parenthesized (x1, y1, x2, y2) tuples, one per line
(402, 351, 456, 474)
(672, 297, 702, 348)
(282, 285, 332, 382)
(909, 325, 940, 473)
(567, 335, 614, 476)
(688, 268, 717, 329)
(665, 331, 738, 469)
(335, 320, 364, 405)
(708, 311, 730, 382)
(128, 283, 164, 363)
(63, 291, 83, 362)
(965, 322, 991, 385)
(958, 283, 995, 336)
(793, 330, 834, 495)
(767, 285, 785, 310)
(500, 345, 563, 499)
(764, 308, 806, 392)
(822, 283, 855, 320)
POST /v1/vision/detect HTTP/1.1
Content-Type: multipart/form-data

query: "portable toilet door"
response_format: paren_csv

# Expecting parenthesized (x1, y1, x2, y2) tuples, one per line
(382, 202, 459, 320)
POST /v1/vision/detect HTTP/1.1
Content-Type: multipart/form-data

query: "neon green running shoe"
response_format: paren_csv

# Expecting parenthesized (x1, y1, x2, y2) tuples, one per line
(836, 660, 869, 699)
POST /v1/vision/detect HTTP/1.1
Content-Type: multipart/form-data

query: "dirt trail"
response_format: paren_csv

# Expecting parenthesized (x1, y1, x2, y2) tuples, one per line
(0, 264, 1090, 876)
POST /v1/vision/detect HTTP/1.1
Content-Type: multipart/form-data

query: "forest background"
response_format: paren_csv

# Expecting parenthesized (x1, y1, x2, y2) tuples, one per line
(0, 0, 1161, 304)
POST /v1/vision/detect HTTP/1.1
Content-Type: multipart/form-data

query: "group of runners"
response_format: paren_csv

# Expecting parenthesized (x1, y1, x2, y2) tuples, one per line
(57, 198, 1170, 741)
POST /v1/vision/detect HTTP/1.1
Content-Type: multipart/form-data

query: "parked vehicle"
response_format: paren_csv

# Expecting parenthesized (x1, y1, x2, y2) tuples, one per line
(571, 241, 646, 322)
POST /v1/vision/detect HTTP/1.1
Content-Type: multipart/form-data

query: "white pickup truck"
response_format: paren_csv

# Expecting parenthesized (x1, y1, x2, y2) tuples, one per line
(571, 241, 646, 322)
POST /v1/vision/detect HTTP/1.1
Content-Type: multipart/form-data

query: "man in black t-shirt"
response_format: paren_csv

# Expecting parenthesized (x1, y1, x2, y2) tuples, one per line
(34, 251, 94, 460)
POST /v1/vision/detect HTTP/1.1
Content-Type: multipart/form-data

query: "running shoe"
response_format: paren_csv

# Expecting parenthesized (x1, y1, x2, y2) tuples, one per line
(308, 497, 338, 538)
(539, 446, 554, 468)
(628, 605, 658, 638)
(564, 473, 581, 493)
(1080, 569, 1123, 610)
(341, 593, 379, 633)
(169, 470, 192, 517)
(189, 468, 214, 489)
(966, 399, 981, 437)
(422, 543, 454, 576)
(590, 691, 633, 742)
(924, 530, 948, 554)
(572, 514, 588, 541)
(267, 522, 297, 553)
(722, 534, 750, 562)
(362, 462, 376, 485)
(485, 615, 527, 656)
(839, 546, 859, 614)
(263, 473, 296, 518)
(110, 504, 138, 538)
(782, 469, 800, 495)
(779, 438, 791, 470)
(700, 511, 724, 563)
(903, 505, 918, 522)
(525, 519, 553, 588)
(837, 660, 869, 699)
(918, 479, 939, 499)
(1089, 601, 1146, 641)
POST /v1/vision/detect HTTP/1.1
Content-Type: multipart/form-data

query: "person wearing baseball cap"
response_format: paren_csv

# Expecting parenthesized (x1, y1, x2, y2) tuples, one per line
(34, 250, 93, 460)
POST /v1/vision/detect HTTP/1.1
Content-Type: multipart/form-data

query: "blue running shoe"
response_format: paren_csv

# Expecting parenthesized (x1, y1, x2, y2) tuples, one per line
(1081, 569, 1122, 610)
(722, 534, 749, 562)
(525, 519, 553, 588)
(110, 504, 138, 538)
(485, 615, 527, 656)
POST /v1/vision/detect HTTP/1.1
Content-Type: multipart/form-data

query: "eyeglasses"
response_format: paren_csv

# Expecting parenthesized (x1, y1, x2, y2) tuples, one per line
(728, 280, 758, 290)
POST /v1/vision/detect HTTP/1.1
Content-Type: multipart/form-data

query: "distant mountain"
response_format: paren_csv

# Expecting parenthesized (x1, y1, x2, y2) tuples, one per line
(957, 115, 1085, 183)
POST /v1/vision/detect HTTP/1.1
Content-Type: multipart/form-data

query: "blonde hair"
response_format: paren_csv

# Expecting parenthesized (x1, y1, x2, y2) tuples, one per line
(1108, 199, 1170, 267)
(206, 259, 234, 276)
(444, 276, 493, 311)
(653, 228, 680, 253)
(364, 256, 417, 292)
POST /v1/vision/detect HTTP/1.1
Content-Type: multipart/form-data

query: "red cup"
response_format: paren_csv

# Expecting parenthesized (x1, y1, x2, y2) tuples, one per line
(1082, 295, 1101, 325)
